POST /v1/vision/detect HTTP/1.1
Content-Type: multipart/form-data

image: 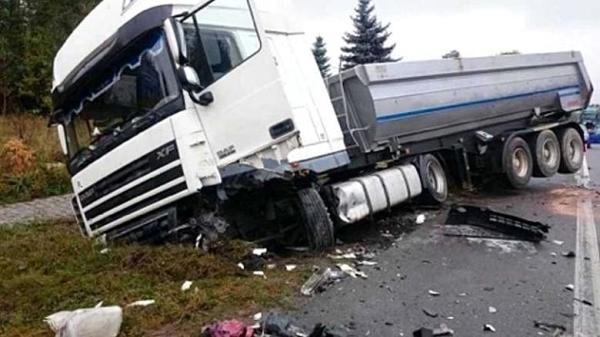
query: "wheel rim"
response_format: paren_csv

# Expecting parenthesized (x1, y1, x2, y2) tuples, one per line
(512, 148, 530, 178)
(426, 160, 446, 196)
(542, 139, 559, 168)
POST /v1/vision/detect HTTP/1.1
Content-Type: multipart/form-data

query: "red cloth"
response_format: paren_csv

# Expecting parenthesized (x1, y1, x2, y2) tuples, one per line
(202, 320, 254, 337)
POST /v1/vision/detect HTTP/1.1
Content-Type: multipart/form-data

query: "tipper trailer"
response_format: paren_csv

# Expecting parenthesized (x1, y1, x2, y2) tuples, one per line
(51, 0, 593, 250)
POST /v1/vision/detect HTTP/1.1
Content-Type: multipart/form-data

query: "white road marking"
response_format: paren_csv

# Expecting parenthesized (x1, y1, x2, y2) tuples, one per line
(574, 197, 600, 336)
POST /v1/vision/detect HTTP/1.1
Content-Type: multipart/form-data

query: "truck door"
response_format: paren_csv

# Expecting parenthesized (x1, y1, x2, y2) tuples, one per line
(181, 0, 295, 166)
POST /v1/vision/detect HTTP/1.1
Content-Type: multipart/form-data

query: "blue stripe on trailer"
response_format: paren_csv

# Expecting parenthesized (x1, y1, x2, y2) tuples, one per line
(376, 85, 581, 123)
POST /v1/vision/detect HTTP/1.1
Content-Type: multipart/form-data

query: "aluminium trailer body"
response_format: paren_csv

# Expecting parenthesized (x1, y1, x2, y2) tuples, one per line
(328, 52, 592, 157)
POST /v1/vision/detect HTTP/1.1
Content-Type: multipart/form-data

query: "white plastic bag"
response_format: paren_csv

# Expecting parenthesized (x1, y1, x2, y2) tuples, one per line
(45, 306, 122, 337)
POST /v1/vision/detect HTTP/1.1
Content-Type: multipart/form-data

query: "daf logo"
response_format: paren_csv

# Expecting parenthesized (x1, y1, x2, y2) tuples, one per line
(157, 144, 176, 160)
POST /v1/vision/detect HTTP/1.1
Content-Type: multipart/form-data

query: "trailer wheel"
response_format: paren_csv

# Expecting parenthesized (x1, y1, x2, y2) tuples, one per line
(297, 188, 335, 251)
(503, 136, 533, 188)
(530, 130, 561, 177)
(418, 154, 448, 204)
(558, 128, 584, 174)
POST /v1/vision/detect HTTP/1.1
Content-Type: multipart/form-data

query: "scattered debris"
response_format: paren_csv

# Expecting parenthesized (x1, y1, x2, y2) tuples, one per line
(260, 312, 305, 337)
(533, 321, 566, 334)
(433, 324, 454, 336)
(301, 268, 347, 296)
(285, 265, 297, 272)
(444, 205, 550, 242)
(253, 248, 268, 257)
(181, 281, 193, 292)
(338, 264, 368, 279)
(267, 264, 277, 270)
(488, 306, 497, 314)
(99, 248, 110, 255)
(127, 300, 155, 307)
(201, 320, 254, 337)
(428, 289, 441, 297)
(553, 240, 564, 246)
(565, 284, 575, 291)
(416, 214, 427, 225)
(550, 252, 558, 257)
(483, 324, 496, 332)
(253, 313, 263, 321)
(413, 328, 434, 337)
(328, 253, 358, 260)
(422, 308, 439, 318)
(253, 271, 267, 279)
(562, 251, 576, 258)
(575, 298, 593, 306)
(237, 263, 245, 270)
(45, 306, 122, 337)
(357, 261, 378, 266)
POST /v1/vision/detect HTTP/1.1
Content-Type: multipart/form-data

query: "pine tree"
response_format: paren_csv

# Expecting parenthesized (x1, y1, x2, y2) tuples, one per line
(312, 36, 331, 78)
(340, 0, 397, 70)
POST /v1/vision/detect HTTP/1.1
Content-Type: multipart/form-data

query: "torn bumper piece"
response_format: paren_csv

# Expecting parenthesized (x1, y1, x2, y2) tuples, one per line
(445, 205, 550, 242)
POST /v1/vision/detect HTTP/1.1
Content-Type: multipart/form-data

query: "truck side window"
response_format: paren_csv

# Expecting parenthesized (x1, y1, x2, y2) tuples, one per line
(182, 0, 260, 87)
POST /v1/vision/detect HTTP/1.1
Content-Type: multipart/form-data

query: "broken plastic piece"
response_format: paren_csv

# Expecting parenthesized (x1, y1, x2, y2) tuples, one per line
(181, 281, 193, 292)
(483, 324, 496, 332)
(127, 300, 155, 307)
(488, 306, 497, 314)
(253, 248, 268, 256)
(253, 271, 266, 279)
(413, 328, 434, 337)
(416, 214, 426, 225)
(45, 306, 122, 337)
(428, 290, 441, 297)
(566, 284, 575, 291)
(337, 264, 367, 279)
(445, 205, 550, 242)
(301, 268, 347, 296)
(285, 265, 297, 272)
(260, 312, 305, 337)
(433, 323, 454, 336)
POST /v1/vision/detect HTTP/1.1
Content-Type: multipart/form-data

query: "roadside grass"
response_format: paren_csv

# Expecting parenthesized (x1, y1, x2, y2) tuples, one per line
(0, 221, 306, 337)
(0, 114, 72, 205)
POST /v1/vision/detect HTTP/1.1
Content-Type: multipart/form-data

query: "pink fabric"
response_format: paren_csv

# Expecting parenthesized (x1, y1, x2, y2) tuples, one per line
(203, 320, 254, 337)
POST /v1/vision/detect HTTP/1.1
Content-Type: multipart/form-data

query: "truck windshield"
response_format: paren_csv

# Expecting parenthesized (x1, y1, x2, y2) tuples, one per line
(62, 30, 179, 159)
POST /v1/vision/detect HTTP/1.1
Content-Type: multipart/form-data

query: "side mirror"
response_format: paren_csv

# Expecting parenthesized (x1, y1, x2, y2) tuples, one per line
(170, 18, 188, 64)
(178, 65, 203, 93)
(56, 124, 68, 156)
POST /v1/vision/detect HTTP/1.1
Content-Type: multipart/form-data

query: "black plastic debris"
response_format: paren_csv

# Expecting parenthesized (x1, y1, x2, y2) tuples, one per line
(414, 325, 454, 337)
(413, 328, 434, 337)
(260, 313, 305, 337)
(444, 205, 550, 242)
(562, 251, 576, 258)
(422, 308, 439, 318)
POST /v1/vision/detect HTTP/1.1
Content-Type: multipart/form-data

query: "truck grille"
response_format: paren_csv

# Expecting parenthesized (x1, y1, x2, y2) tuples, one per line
(76, 141, 187, 231)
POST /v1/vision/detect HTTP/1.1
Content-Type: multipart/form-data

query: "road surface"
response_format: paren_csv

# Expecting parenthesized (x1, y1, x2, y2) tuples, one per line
(297, 147, 600, 336)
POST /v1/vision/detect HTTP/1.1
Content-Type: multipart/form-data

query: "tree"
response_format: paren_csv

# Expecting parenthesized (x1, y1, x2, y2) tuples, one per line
(312, 36, 331, 78)
(442, 50, 461, 59)
(340, 0, 397, 70)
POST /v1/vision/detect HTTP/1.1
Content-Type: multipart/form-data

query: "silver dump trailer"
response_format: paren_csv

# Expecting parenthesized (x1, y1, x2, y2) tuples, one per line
(328, 52, 592, 154)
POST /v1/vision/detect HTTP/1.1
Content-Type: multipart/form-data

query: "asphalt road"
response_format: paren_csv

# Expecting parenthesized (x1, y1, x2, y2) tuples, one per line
(297, 147, 600, 336)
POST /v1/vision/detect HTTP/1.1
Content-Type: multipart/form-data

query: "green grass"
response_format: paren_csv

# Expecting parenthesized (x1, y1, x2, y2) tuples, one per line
(0, 221, 306, 337)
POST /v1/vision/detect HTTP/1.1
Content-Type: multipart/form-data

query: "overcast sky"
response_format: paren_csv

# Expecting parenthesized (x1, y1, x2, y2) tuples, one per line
(293, 0, 599, 103)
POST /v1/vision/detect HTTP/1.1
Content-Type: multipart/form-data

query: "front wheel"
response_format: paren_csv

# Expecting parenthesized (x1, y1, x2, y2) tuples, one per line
(503, 136, 533, 189)
(418, 154, 449, 204)
(297, 188, 335, 251)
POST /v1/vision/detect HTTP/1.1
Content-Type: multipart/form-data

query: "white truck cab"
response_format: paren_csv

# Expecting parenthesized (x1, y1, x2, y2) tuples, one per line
(52, 0, 348, 243)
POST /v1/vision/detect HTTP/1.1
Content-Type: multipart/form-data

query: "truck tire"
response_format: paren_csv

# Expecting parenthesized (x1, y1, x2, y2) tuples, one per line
(530, 130, 561, 177)
(297, 188, 335, 251)
(558, 128, 584, 174)
(418, 154, 448, 204)
(503, 136, 533, 188)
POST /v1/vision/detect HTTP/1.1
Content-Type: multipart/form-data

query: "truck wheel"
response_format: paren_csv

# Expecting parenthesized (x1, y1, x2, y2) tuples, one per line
(297, 188, 335, 251)
(418, 154, 448, 204)
(530, 130, 561, 177)
(503, 136, 533, 188)
(558, 128, 584, 174)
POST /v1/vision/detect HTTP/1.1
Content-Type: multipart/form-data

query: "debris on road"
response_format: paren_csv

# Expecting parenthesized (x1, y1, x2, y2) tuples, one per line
(413, 324, 454, 337)
(127, 300, 155, 307)
(553, 240, 564, 246)
(45, 306, 123, 337)
(328, 252, 358, 260)
(428, 289, 441, 297)
(301, 268, 347, 296)
(533, 320, 566, 335)
(562, 251, 576, 258)
(444, 205, 550, 242)
(99, 248, 110, 255)
(565, 284, 575, 291)
(422, 308, 439, 318)
(259, 312, 305, 337)
(488, 306, 497, 314)
(285, 265, 297, 272)
(416, 214, 427, 225)
(338, 264, 368, 279)
(483, 324, 496, 332)
(201, 320, 254, 337)
(413, 328, 434, 337)
(253, 248, 268, 257)
(253, 271, 267, 279)
(181, 281, 193, 292)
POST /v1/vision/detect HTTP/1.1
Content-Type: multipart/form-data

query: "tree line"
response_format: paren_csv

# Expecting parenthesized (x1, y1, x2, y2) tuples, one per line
(0, 0, 101, 115)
